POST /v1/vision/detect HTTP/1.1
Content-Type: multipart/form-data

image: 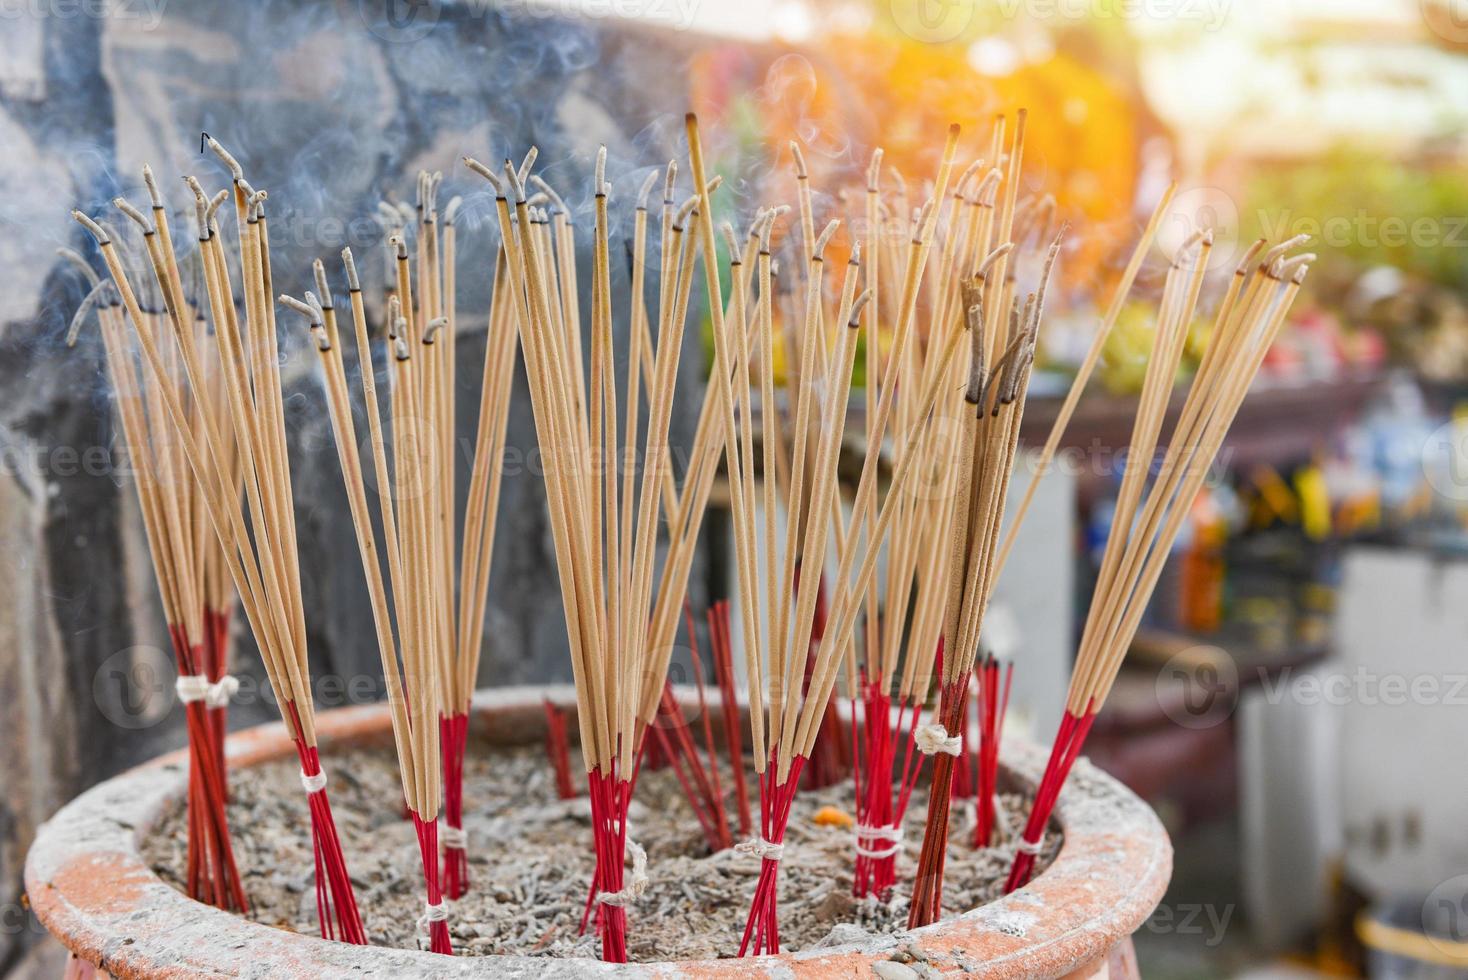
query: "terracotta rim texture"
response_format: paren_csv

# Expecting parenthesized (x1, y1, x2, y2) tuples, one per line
(26, 685, 1171, 978)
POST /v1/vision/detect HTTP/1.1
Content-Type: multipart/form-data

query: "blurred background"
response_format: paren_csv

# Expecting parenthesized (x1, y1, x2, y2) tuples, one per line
(2, 0, 1468, 976)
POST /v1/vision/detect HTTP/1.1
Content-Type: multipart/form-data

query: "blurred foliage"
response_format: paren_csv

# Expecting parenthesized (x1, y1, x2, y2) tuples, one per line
(1244, 149, 1468, 295)
(688, 29, 1140, 287)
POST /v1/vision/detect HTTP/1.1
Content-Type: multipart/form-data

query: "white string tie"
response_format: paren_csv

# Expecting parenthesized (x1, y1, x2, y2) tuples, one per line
(853, 824, 903, 860)
(417, 900, 449, 938)
(915, 723, 962, 756)
(175, 674, 238, 707)
(598, 838, 648, 907)
(439, 824, 468, 850)
(735, 836, 785, 861)
(1015, 835, 1044, 856)
(299, 769, 328, 794)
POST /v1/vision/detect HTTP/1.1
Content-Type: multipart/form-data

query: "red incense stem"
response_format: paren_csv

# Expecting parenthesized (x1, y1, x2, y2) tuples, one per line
(906, 672, 972, 928)
(440, 713, 470, 898)
(167, 625, 246, 913)
(543, 701, 575, 800)
(1004, 706, 1096, 892)
(974, 659, 1015, 848)
(737, 756, 806, 956)
(708, 601, 751, 836)
(287, 703, 366, 945)
(654, 681, 728, 851)
(586, 767, 638, 963)
(688, 635, 732, 850)
(411, 812, 454, 954)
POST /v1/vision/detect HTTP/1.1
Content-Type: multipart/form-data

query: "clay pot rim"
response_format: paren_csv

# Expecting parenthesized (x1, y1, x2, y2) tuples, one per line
(26, 685, 1171, 978)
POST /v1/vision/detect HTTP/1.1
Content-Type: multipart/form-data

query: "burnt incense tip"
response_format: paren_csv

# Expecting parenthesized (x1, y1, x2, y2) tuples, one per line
(207, 189, 228, 225)
(71, 211, 108, 244)
(977, 242, 1014, 279)
(529, 176, 568, 217)
(663, 159, 678, 203)
(525, 191, 549, 208)
(866, 147, 884, 192)
(443, 195, 461, 227)
(704, 174, 722, 196)
(141, 165, 163, 209)
(847, 289, 872, 328)
(789, 141, 808, 179)
(278, 293, 320, 324)
(502, 159, 526, 204)
(1261, 234, 1311, 269)
(594, 144, 607, 192)
(758, 206, 787, 251)
(393, 334, 410, 361)
(312, 259, 333, 309)
(674, 193, 700, 226)
(812, 219, 839, 262)
(463, 156, 503, 193)
(719, 221, 739, 257)
(517, 145, 539, 185)
(206, 136, 244, 180)
(848, 241, 861, 266)
(949, 122, 963, 136)
(422, 317, 448, 344)
(341, 247, 361, 292)
(389, 234, 408, 260)
(1235, 238, 1267, 276)
(636, 169, 659, 211)
(57, 246, 100, 288)
(114, 197, 153, 233)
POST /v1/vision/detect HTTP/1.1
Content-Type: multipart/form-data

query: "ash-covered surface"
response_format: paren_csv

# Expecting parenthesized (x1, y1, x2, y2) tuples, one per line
(142, 746, 1058, 961)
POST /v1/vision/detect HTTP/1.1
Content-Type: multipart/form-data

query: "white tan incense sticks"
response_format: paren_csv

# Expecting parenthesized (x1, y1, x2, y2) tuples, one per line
(73, 138, 367, 944)
(1004, 234, 1311, 892)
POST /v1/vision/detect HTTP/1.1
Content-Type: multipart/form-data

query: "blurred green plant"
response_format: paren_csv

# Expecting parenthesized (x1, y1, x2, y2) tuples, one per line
(1244, 149, 1468, 294)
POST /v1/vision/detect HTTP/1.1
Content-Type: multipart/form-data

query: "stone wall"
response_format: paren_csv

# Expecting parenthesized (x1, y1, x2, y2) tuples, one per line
(0, 6, 712, 971)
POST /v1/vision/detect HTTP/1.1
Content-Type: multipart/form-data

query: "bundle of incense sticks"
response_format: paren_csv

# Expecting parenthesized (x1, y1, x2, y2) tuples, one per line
(373, 171, 520, 901)
(462, 141, 720, 963)
(73, 138, 367, 944)
(60, 240, 245, 914)
(845, 122, 1033, 900)
(676, 115, 990, 956)
(860, 155, 1178, 914)
(281, 237, 462, 953)
(970, 654, 1014, 847)
(1005, 233, 1312, 893)
(903, 138, 1063, 926)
